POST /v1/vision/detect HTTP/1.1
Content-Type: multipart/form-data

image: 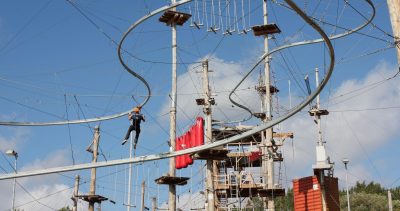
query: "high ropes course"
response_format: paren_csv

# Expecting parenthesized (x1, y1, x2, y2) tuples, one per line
(0, 0, 376, 180)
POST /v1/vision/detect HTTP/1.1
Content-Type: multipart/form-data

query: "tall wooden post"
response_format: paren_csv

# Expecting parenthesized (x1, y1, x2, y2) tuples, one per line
(140, 181, 145, 211)
(168, 0, 178, 210)
(89, 126, 100, 211)
(387, 0, 400, 65)
(202, 60, 215, 211)
(262, 0, 275, 210)
(127, 133, 133, 211)
(72, 175, 80, 211)
(316, 68, 327, 211)
(388, 190, 393, 211)
(152, 197, 157, 211)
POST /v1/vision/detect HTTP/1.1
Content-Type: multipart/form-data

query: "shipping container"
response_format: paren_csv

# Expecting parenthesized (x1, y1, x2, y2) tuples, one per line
(293, 176, 339, 211)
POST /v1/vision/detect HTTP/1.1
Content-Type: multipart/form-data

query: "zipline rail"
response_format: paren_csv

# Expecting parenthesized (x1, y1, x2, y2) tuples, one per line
(1, 0, 340, 180)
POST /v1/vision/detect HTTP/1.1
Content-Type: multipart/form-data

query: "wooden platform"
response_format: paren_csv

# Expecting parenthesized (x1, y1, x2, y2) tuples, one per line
(253, 112, 266, 119)
(257, 188, 286, 197)
(78, 194, 108, 204)
(252, 23, 281, 36)
(213, 126, 293, 144)
(159, 10, 191, 26)
(256, 85, 280, 94)
(191, 149, 229, 160)
(216, 186, 285, 198)
(212, 126, 259, 143)
(309, 108, 329, 116)
(155, 176, 189, 186)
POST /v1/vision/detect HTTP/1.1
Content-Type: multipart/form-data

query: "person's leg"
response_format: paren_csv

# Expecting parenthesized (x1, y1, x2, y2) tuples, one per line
(122, 125, 135, 145)
(133, 128, 141, 149)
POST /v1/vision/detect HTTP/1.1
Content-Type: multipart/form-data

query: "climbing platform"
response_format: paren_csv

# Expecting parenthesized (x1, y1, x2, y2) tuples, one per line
(257, 188, 286, 197)
(78, 194, 108, 204)
(191, 148, 229, 160)
(256, 85, 280, 95)
(252, 23, 281, 36)
(159, 10, 191, 26)
(154, 176, 189, 186)
(309, 108, 329, 116)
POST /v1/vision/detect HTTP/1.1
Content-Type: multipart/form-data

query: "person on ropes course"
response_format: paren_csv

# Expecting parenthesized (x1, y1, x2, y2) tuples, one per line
(122, 106, 145, 149)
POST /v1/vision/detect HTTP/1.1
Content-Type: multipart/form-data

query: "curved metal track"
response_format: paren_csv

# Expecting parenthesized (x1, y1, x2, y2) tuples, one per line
(227, 0, 375, 123)
(1, 0, 338, 180)
(0, 1, 192, 126)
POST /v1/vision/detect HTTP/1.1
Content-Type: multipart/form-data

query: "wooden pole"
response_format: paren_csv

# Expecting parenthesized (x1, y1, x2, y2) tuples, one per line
(388, 190, 393, 211)
(152, 197, 157, 211)
(202, 60, 216, 211)
(72, 175, 80, 211)
(140, 181, 146, 211)
(262, 0, 275, 210)
(89, 126, 100, 211)
(315, 68, 327, 211)
(169, 0, 177, 210)
(387, 0, 400, 65)
(127, 134, 133, 211)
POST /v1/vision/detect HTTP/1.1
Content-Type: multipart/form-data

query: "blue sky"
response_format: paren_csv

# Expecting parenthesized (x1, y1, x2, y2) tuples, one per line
(0, 0, 399, 210)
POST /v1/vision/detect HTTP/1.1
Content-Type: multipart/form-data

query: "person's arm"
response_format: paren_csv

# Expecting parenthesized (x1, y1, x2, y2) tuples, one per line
(128, 112, 133, 120)
(142, 115, 145, 122)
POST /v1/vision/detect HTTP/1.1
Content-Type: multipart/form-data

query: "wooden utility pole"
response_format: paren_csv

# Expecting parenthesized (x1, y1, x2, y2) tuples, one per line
(140, 181, 145, 211)
(202, 60, 216, 211)
(315, 68, 327, 211)
(72, 175, 80, 211)
(387, 0, 400, 65)
(152, 197, 157, 211)
(89, 126, 100, 211)
(388, 190, 393, 211)
(309, 68, 333, 211)
(261, 0, 275, 210)
(127, 133, 133, 211)
(169, 0, 178, 210)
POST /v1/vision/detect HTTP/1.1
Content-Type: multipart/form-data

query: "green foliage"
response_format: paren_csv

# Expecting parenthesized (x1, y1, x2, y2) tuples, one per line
(340, 192, 387, 211)
(58, 206, 71, 211)
(275, 188, 294, 211)
(339, 181, 400, 211)
(350, 181, 386, 195)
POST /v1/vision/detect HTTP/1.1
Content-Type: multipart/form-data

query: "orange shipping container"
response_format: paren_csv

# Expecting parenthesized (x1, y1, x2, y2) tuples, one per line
(293, 176, 340, 211)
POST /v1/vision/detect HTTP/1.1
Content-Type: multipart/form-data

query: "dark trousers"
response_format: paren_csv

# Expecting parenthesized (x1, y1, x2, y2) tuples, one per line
(124, 125, 141, 144)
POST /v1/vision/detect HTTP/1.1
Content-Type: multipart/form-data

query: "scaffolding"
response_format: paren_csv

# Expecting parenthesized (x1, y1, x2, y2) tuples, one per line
(208, 125, 290, 210)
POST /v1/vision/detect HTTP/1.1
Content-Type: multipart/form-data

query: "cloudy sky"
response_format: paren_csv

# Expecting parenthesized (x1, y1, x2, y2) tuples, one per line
(0, 0, 399, 210)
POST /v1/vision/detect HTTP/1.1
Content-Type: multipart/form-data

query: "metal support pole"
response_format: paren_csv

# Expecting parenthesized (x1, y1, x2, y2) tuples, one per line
(202, 60, 215, 211)
(89, 126, 100, 211)
(169, 1, 178, 210)
(315, 68, 322, 147)
(262, 0, 275, 210)
(388, 190, 393, 211)
(344, 161, 351, 211)
(140, 181, 145, 211)
(127, 134, 133, 211)
(72, 175, 80, 211)
(12, 157, 17, 211)
(315, 68, 327, 211)
(387, 0, 400, 65)
(152, 197, 157, 211)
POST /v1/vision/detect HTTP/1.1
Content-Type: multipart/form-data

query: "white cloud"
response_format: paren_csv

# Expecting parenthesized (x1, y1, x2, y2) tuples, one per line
(0, 149, 85, 211)
(159, 56, 260, 128)
(0, 127, 30, 153)
(281, 61, 400, 184)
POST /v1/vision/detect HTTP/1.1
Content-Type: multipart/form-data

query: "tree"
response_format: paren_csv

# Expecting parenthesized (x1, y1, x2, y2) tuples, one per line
(339, 181, 400, 211)
(275, 188, 293, 211)
(58, 206, 71, 211)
